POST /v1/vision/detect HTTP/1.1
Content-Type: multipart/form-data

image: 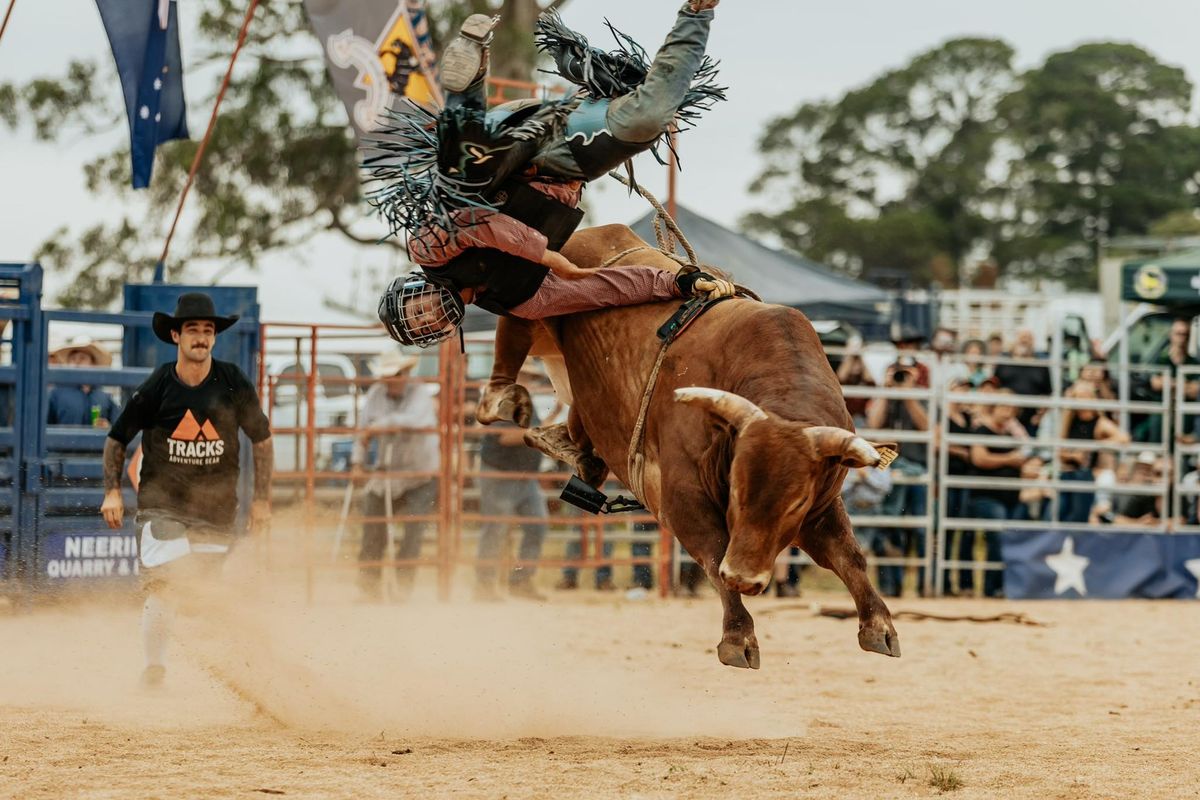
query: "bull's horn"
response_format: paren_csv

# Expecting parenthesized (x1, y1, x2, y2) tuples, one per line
(804, 426, 883, 467)
(673, 387, 768, 432)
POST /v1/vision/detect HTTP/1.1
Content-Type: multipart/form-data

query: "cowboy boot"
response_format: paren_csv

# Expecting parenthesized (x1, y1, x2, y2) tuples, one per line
(440, 14, 500, 95)
(476, 316, 535, 427)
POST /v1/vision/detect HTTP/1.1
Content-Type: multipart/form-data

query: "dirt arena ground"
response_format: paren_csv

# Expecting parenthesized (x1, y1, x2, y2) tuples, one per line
(2, 571, 1199, 799)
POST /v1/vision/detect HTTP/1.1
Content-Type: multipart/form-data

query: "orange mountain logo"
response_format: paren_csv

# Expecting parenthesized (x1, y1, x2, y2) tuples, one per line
(171, 410, 220, 441)
(168, 410, 225, 464)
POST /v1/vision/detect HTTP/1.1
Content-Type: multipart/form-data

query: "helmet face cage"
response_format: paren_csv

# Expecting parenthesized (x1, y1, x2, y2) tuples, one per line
(378, 272, 464, 348)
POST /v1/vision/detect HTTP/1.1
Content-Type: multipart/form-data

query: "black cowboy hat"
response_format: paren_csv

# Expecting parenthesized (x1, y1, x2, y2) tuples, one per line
(152, 292, 239, 344)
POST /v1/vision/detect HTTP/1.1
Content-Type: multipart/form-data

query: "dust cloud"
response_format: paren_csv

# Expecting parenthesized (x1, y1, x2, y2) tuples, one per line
(0, 563, 795, 740)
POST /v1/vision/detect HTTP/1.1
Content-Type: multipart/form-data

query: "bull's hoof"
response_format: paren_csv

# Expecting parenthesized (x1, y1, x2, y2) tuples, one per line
(476, 383, 533, 428)
(576, 453, 609, 489)
(717, 638, 761, 670)
(858, 624, 901, 658)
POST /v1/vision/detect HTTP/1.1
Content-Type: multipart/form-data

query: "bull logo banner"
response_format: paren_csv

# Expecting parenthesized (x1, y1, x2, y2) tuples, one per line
(303, 0, 441, 137)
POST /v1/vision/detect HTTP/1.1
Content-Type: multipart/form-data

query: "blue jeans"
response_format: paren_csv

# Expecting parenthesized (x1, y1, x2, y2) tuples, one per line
(358, 481, 439, 589)
(476, 476, 547, 585)
(563, 538, 613, 586)
(533, 5, 715, 179)
(942, 487, 969, 593)
(1058, 468, 1094, 523)
(876, 481, 928, 597)
(961, 495, 1009, 597)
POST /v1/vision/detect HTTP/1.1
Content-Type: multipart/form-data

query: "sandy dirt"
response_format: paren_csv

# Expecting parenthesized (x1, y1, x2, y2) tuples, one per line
(1, 574, 1199, 800)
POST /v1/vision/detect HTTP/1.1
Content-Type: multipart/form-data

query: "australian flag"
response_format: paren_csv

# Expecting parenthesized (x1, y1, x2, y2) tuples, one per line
(96, 0, 189, 188)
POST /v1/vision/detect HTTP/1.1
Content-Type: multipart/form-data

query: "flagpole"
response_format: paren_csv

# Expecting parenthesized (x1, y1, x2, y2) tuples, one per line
(0, 0, 17, 46)
(157, 0, 261, 282)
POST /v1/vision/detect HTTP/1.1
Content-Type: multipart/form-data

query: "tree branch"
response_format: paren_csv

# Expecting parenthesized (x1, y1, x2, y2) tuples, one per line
(328, 207, 403, 248)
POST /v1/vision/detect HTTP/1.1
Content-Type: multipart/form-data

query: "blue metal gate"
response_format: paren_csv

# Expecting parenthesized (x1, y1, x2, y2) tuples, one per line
(0, 263, 259, 594)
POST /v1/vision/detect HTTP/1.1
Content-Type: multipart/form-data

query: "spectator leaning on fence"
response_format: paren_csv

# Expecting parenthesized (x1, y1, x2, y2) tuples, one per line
(351, 350, 439, 601)
(46, 336, 118, 427)
(964, 388, 1030, 598)
(1058, 380, 1130, 523)
(866, 338, 930, 598)
(100, 292, 274, 688)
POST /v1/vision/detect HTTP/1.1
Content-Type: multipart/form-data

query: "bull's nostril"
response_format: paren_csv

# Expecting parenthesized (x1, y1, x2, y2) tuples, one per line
(751, 582, 764, 594)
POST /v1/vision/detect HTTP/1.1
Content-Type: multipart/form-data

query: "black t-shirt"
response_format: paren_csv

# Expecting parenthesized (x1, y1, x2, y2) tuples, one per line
(947, 414, 972, 475)
(109, 359, 271, 529)
(970, 423, 1020, 505)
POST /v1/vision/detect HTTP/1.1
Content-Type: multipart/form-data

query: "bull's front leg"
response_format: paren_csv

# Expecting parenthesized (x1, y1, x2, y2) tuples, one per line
(663, 490, 760, 670)
(799, 498, 901, 657)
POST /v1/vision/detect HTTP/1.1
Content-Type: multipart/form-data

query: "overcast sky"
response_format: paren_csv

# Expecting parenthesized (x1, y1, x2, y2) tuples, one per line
(1, 0, 1198, 319)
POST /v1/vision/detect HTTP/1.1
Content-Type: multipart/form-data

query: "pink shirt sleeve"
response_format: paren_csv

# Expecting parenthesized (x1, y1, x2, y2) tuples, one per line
(408, 209, 548, 267)
(508, 266, 682, 320)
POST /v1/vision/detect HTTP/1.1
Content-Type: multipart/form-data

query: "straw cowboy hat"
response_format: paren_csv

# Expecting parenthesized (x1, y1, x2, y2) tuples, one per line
(152, 292, 239, 344)
(49, 335, 113, 367)
(373, 350, 420, 376)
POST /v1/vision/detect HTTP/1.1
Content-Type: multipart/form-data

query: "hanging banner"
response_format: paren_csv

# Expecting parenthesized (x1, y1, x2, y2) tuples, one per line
(303, 0, 441, 138)
(1002, 529, 1200, 599)
(95, 0, 190, 188)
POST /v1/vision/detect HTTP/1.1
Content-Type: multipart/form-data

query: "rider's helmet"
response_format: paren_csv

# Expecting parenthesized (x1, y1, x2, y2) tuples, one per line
(377, 271, 465, 348)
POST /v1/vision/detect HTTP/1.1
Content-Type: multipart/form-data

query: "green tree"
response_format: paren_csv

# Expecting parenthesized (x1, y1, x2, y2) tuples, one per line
(996, 43, 1200, 286)
(1, 0, 567, 307)
(745, 38, 1017, 284)
(746, 39, 1200, 290)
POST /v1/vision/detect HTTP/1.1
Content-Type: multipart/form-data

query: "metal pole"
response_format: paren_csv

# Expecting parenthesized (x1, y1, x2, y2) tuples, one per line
(0, 0, 16, 46)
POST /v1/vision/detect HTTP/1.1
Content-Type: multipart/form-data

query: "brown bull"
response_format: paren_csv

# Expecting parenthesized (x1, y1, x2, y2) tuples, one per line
(525, 224, 901, 669)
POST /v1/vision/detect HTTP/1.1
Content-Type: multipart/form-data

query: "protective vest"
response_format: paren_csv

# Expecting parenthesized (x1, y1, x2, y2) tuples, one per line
(422, 180, 584, 315)
(425, 249, 548, 317)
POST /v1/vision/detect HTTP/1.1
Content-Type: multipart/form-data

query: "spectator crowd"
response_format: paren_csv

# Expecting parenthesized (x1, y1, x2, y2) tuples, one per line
(835, 321, 1200, 599)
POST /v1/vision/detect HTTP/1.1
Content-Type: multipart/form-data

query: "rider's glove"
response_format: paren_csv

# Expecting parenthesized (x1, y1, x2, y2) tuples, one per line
(676, 270, 735, 301)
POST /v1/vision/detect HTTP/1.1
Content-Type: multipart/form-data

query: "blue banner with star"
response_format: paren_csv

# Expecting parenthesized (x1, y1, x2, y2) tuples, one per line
(1001, 530, 1200, 599)
(96, 0, 190, 188)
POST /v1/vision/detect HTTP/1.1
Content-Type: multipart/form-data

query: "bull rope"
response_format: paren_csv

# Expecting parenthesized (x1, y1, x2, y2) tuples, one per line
(599, 171, 697, 505)
(606, 170, 699, 267)
(600, 170, 758, 505)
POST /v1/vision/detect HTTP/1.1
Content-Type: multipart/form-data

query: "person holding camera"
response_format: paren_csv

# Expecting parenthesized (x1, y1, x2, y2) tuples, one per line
(836, 337, 876, 425)
(866, 347, 930, 597)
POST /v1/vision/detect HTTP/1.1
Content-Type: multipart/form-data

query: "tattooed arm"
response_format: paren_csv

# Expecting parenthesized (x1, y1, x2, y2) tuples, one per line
(101, 438, 127, 529)
(250, 437, 274, 534)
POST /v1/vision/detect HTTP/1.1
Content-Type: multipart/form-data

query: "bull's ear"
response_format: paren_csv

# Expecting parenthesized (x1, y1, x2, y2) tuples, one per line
(804, 427, 898, 469)
(673, 387, 767, 433)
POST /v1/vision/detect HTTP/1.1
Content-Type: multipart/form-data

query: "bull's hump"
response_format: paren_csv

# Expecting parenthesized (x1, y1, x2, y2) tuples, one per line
(562, 225, 682, 273)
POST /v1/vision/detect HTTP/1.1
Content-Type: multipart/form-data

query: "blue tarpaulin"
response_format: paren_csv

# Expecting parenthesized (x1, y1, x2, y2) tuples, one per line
(1002, 529, 1200, 599)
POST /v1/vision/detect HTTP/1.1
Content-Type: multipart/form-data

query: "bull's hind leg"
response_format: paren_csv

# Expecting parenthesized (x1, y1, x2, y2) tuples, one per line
(663, 491, 760, 669)
(800, 498, 901, 658)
